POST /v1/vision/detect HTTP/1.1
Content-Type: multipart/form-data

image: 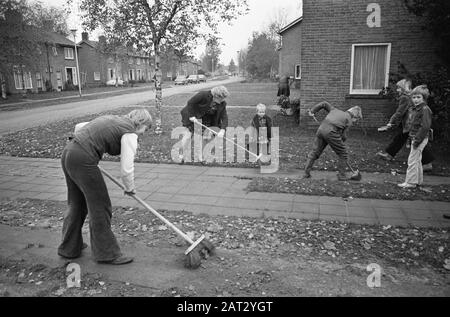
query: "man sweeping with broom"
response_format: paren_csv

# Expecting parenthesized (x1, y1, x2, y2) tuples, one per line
(303, 101, 363, 181)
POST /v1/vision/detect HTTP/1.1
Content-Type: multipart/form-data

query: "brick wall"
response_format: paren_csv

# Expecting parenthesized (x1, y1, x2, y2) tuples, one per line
(78, 44, 106, 86)
(279, 22, 301, 78)
(298, 0, 440, 128)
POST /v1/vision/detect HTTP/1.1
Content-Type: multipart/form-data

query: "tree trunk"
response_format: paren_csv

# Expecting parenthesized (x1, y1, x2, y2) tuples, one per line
(154, 43, 163, 134)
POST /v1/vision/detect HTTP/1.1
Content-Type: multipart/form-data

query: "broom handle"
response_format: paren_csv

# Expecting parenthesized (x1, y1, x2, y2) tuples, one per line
(99, 166, 195, 245)
(194, 120, 261, 159)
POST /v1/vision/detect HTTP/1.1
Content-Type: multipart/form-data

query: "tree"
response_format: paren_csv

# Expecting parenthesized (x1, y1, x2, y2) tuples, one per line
(27, 1, 69, 35)
(228, 59, 236, 74)
(77, 0, 248, 134)
(245, 32, 278, 78)
(201, 36, 222, 74)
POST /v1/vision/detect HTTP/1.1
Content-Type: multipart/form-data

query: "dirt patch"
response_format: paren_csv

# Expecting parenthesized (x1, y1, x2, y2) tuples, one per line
(1, 198, 450, 297)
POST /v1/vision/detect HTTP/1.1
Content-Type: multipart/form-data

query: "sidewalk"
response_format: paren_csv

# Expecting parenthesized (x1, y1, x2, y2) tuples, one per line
(0, 156, 449, 228)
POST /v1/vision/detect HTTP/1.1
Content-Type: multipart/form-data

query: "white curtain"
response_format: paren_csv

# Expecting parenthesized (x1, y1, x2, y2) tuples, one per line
(353, 45, 387, 90)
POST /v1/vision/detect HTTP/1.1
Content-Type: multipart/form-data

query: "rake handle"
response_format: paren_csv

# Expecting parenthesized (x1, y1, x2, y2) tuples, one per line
(194, 120, 262, 160)
(99, 166, 194, 245)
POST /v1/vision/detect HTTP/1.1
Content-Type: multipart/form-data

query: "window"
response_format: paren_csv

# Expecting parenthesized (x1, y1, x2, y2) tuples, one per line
(36, 72, 42, 89)
(137, 58, 141, 65)
(94, 72, 101, 81)
(137, 69, 141, 80)
(295, 64, 301, 79)
(64, 47, 74, 60)
(13, 70, 32, 89)
(350, 43, 391, 94)
(52, 46, 58, 56)
(108, 56, 114, 64)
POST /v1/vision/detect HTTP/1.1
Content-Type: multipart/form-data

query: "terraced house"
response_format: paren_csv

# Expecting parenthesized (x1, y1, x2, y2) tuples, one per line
(0, 10, 81, 94)
(278, 0, 440, 127)
(77, 32, 153, 87)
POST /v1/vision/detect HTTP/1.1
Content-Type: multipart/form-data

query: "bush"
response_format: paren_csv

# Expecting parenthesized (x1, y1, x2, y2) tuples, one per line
(381, 63, 450, 142)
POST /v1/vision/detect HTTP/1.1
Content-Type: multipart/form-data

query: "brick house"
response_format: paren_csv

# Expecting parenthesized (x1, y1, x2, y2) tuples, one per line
(2, 28, 80, 94)
(278, 0, 440, 128)
(77, 32, 154, 87)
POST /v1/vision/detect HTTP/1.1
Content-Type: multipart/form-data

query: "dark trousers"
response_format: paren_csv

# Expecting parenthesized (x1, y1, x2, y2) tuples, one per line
(385, 131, 434, 164)
(308, 130, 348, 161)
(58, 141, 122, 261)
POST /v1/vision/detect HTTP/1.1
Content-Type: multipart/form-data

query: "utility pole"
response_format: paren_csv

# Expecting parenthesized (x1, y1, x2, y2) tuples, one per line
(70, 29, 82, 97)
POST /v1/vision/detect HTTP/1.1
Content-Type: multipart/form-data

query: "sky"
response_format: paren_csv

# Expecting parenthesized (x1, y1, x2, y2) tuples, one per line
(44, 0, 302, 64)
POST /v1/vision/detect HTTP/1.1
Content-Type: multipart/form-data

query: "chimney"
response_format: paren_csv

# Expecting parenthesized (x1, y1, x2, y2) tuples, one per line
(98, 35, 106, 45)
(82, 32, 89, 41)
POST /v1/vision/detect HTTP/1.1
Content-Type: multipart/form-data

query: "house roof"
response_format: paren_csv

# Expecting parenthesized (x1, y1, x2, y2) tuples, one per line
(278, 16, 303, 34)
(41, 29, 78, 47)
(78, 39, 149, 58)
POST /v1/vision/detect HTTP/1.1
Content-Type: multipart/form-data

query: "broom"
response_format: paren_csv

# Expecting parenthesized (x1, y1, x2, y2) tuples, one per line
(99, 166, 214, 269)
(193, 120, 263, 162)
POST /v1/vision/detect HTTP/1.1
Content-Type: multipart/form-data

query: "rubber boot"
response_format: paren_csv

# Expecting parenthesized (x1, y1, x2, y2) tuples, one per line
(337, 158, 349, 181)
(303, 158, 315, 179)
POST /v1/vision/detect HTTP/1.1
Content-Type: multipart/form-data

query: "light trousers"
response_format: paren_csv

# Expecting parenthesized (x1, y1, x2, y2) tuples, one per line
(404, 138, 428, 185)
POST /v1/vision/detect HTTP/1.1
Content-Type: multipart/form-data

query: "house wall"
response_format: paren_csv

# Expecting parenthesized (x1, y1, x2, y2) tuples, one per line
(77, 43, 106, 87)
(299, 0, 440, 128)
(5, 43, 78, 94)
(279, 23, 301, 79)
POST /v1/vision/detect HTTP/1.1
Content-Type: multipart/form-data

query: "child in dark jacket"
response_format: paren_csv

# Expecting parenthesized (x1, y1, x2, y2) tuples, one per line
(398, 85, 432, 188)
(250, 103, 273, 155)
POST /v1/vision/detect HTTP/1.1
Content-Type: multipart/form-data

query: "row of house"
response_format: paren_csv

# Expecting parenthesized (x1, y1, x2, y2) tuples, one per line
(278, 0, 440, 127)
(1, 16, 200, 96)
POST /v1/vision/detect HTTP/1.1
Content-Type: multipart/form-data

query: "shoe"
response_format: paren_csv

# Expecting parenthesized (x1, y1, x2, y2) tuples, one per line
(58, 243, 88, 259)
(98, 256, 134, 265)
(302, 173, 311, 179)
(376, 151, 393, 161)
(444, 214, 450, 220)
(423, 163, 433, 172)
(398, 182, 416, 189)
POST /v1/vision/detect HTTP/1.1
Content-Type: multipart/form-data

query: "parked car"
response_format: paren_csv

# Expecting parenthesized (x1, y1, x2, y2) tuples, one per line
(198, 74, 207, 82)
(106, 79, 124, 86)
(187, 74, 200, 84)
(174, 75, 188, 85)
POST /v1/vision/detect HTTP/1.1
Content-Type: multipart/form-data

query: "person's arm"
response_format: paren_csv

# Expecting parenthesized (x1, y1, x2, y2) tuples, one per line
(120, 133, 138, 194)
(217, 103, 228, 137)
(388, 95, 410, 128)
(309, 101, 333, 115)
(413, 107, 432, 148)
(74, 122, 89, 134)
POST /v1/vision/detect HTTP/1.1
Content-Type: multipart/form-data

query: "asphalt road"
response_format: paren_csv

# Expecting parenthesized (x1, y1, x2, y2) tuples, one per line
(0, 77, 241, 136)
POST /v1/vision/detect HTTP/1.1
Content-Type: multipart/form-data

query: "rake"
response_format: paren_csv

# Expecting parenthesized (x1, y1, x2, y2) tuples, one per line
(99, 166, 214, 269)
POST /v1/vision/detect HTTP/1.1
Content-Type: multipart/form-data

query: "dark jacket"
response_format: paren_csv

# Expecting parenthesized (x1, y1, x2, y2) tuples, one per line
(277, 76, 290, 97)
(407, 102, 432, 147)
(251, 114, 273, 140)
(180, 90, 228, 129)
(310, 101, 353, 140)
(388, 94, 413, 133)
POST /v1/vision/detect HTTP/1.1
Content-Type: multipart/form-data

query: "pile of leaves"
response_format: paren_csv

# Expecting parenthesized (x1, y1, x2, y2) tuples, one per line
(246, 177, 450, 202)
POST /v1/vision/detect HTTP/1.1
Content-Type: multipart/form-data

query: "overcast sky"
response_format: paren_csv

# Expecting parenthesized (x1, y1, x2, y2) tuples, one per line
(45, 0, 302, 64)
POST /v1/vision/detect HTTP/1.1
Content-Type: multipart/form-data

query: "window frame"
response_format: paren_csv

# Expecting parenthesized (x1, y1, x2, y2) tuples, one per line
(94, 71, 101, 81)
(349, 43, 391, 95)
(36, 72, 42, 89)
(64, 47, 74, 60)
